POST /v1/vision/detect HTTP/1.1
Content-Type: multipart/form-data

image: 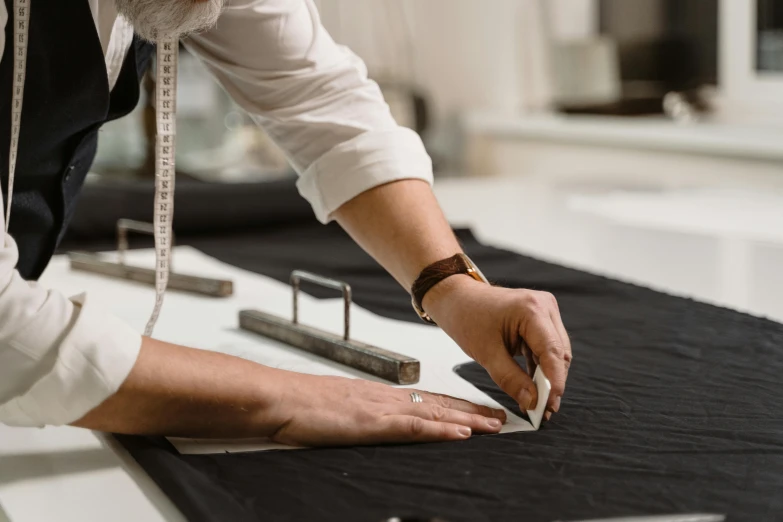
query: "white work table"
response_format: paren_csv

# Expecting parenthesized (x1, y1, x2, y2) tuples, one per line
(0, 424, 184, 522)
(2, 176, 782, 520)
(435, 177, 783, 323)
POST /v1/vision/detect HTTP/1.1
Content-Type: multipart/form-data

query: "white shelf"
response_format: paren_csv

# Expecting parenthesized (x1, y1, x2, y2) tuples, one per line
(464, 112, 783, 162)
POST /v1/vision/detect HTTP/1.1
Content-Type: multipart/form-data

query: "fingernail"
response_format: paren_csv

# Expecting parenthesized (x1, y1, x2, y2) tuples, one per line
(457, 427, 472, 438)
(552, 396, 562, 413)
(520, 390, 536, 410)
(487, 418, 502, 429)
(544, 411, 552, 422)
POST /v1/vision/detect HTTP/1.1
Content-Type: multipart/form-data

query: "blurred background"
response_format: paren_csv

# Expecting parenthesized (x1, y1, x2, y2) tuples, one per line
(86, 0, 783, 322)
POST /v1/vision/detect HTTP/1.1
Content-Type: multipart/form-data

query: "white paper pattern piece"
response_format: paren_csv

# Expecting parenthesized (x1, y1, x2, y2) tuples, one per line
(40, 248, 550, 454)
(527, 367, 551, 430)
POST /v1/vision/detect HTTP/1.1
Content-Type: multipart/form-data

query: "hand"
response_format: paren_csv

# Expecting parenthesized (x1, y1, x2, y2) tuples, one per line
(423, 276, 572, 417)
(268, 373, 507, 447)
(72, 338, 504, 443)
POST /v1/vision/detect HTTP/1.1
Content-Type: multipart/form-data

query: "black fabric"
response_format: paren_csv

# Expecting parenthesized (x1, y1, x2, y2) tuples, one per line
(61, 176, 309, 242)
(0, 1, 153, 279)
(59, 180, 783, 522)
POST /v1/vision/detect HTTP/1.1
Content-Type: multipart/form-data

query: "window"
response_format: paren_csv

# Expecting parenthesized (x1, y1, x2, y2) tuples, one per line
(757, 0, 783, 73)
(719, 0, 783, 116)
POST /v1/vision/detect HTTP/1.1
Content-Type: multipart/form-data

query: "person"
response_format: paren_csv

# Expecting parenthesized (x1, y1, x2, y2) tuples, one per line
(0, 0, 571, 447)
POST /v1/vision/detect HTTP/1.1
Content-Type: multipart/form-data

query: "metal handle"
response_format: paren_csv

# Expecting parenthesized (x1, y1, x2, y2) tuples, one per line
(116, 219, 174, 268)
(290, 270, 352, 341)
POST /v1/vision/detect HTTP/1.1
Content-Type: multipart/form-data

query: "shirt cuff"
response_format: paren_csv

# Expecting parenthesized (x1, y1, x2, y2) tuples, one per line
(0, 294, 142, 427)
(296, 127, 434, 223)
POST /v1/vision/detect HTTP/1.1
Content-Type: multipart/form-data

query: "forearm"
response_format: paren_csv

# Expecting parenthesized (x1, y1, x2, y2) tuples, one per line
(73, 182, 461, 437)
(334, 182, 569, 414)
(333, 180, 462, 290)
(72, 337, 288, 438)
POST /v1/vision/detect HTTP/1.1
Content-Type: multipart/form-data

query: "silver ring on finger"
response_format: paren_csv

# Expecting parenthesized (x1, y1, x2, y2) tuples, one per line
(410, 392, 423, 403)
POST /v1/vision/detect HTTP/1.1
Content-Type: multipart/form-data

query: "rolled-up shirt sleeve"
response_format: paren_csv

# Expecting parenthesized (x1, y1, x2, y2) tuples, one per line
(0, 4, 142, 428)
(0, 3, 141, 429)
(185, 0, 434, 223)
(0, 219, 142, 428)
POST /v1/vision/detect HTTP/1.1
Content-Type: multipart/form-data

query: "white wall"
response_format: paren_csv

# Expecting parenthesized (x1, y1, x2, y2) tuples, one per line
(548, 0, 598, 41)
(315, 0, 524, 122)
(313, 0, 599, 123)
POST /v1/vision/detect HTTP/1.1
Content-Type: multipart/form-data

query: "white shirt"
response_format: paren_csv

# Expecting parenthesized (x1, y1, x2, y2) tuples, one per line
(0, 0, 433, 427)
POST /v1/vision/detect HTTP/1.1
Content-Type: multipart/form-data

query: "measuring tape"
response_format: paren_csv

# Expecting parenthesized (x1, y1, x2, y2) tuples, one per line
(145, 35, 178, 336)
(5, 0, 29, 232)
(5, 0, 178, 336)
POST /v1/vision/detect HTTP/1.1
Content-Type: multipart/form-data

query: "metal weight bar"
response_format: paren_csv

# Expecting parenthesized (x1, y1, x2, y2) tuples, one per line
(69, 219, 233, 298)
(291, 270, 351, 340)
(117, 219, 161, 266)
(239, 271, 420, 385)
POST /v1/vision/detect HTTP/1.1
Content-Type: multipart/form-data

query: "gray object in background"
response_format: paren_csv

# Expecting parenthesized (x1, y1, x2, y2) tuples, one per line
(550, 37, 622, 108)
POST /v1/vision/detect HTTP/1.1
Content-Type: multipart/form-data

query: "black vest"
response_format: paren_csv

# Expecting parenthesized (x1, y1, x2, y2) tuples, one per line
(0, 0, 154, 279)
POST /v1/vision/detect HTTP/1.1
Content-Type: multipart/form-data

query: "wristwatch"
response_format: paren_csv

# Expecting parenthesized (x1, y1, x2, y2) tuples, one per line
(410, 253, 489, 324)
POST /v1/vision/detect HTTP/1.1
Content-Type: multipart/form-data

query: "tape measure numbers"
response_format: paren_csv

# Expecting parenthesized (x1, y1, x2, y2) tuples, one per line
(146, 35, 178, 336)
(5, 0, 177, 336)
(5, 0, 30, 231)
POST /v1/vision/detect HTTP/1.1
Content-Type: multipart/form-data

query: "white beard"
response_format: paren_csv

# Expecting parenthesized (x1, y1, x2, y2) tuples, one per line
(114, 0, 225, 42)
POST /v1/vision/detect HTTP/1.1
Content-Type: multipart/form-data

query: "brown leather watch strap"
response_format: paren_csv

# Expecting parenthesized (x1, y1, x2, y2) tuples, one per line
(411, 253, 483, 324)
